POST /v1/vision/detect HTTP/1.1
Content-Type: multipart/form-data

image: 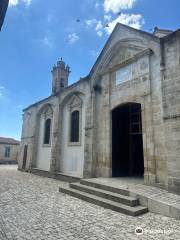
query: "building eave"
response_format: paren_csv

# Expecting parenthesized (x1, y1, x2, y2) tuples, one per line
(161, 29, 180, 42)
(23, 95, 56, 112)
(23, 75, 90, 112)
(60, 75, 90, 92)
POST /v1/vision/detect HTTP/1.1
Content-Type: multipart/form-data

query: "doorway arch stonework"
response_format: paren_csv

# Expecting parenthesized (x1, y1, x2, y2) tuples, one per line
(111, 102, 144, 177)
(110, 96, 156, 184)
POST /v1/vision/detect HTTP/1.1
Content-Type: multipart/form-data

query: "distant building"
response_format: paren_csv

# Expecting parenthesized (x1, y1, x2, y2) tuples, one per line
(0, 137, 20, 164)
(0, 0, 9, 31)
(18, 23, 180, 195)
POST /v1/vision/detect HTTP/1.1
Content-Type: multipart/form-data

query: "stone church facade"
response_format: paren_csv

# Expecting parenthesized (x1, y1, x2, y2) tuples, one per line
(18, 24, 180, 195)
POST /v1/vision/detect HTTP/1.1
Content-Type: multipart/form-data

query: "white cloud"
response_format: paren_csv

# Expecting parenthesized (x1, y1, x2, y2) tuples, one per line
(22, 0, 31, 5)
(105, 13, 144, 34)
(42, 36, 54, 49)
(47, 14, 53, 24)
(9, 0, 32, 7)
(9, 0, 18, 6)
(95, 21, 103, 31)
(104, 0, 136, 13)
(86, 19, 97, 28)
(0, 86, 5, 98)
(33, 35, 54, 49)
(86, 19, 104, 37)
(86, 1, 144, 37)
(95, 2, 100, 8)
(104, 15, 112, 21)
(17, 104, 23, 109)
(97, 31, 103, 37)
(67, 33, 79, 44)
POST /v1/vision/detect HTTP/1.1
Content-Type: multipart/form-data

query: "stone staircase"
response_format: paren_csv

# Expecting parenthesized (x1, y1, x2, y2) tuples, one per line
(59, 179, 148, 216)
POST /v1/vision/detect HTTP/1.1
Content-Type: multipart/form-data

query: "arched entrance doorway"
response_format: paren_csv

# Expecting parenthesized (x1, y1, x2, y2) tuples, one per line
(112, 103, 144, 177)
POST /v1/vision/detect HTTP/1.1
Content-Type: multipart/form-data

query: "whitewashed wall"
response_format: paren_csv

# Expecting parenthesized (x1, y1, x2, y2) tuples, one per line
(36, 114, 52, 171)
(60, 98, 85, 178)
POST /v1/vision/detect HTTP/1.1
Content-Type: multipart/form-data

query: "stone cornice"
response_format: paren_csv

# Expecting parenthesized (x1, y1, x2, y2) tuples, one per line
(99, 48, 153, 76)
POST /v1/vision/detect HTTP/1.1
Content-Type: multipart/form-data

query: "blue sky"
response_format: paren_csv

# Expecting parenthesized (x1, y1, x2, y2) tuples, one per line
(0, 0, 180, 140)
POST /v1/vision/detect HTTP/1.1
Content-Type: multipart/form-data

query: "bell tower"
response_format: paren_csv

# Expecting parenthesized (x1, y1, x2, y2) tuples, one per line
(51, 58, 70, 95)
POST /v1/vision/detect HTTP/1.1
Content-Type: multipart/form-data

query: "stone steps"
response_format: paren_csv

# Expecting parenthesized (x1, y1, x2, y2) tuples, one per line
(59, 180, 148, 216)
(80, 179, 130, 195)
(70, 182, 138, 206)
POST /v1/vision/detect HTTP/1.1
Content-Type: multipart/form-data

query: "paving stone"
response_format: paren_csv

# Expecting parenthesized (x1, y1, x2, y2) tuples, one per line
(0, 165, 180, 240)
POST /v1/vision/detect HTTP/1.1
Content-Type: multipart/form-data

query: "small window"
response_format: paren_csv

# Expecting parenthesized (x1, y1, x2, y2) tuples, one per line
(44, 118, 51, 144)
(5, 146, 10, 158)
(70, 110, 79, 142)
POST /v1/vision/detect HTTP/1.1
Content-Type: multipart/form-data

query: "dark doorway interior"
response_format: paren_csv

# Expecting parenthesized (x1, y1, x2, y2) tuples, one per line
(22, 145, 28, 170)
(112, 103, 144, 177)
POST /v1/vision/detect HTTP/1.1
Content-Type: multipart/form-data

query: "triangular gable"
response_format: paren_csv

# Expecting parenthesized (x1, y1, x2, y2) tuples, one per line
(68, 94, 82, 109)
(89, 23, 159, 80)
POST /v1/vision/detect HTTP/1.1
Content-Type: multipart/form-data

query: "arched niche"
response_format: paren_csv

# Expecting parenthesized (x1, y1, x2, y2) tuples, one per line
(35, 104, 53, 171)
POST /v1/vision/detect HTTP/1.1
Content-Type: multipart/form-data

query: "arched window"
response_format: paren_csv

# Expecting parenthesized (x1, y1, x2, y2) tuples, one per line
(44, 118, 51, 144)
(70, 110, 79, 142)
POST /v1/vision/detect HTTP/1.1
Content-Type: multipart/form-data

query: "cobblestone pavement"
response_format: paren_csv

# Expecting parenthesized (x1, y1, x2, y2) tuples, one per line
(0, 165, 180, 240)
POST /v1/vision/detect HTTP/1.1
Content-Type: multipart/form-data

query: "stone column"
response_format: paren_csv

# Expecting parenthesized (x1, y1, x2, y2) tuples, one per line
(83, 93, 94, 178)
(91, 73, 111, 178)
(142, 96, 156, 185)
(50, 103, 60, 173)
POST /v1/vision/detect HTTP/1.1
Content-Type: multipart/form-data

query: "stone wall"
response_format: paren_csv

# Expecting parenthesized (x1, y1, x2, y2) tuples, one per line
(58, 79, 91, 177)
(18, 78, 91, 178)
(91, 25, 168, 188)
(18, 95, 59, 171)
(18, 24, 180, 195)
(0, 144, 19, 163)
(162, 32, 180, 193)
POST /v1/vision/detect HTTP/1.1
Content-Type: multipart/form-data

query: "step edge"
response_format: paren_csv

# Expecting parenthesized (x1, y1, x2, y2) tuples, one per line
(70, 182, 138, 202)
(59, 186, 148, 213)
(80, 179, 130, 196)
